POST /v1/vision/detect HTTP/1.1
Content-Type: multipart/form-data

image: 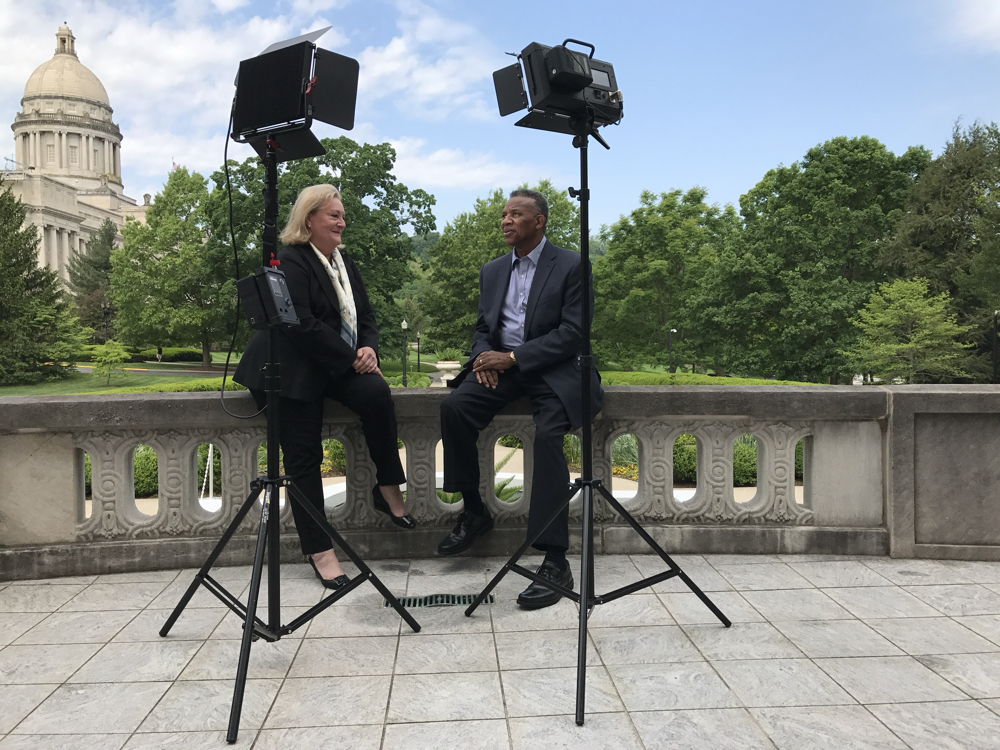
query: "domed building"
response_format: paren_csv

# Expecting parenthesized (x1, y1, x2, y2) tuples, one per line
(7, 24, 146, 280)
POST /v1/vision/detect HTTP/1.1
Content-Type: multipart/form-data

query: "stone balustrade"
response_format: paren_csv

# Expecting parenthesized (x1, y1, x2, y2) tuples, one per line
(2, 385, 999, 580)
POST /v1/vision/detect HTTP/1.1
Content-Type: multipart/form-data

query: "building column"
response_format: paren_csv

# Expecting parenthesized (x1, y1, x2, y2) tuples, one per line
(36, 224, 47, 268)
(85, 134, 91, 171)
(62, 131, 69, 170)
(114, 143, 120, 177)
(61, 229, 70, 280)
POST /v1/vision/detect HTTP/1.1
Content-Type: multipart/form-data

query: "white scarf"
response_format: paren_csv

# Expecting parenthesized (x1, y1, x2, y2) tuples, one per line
(310, 243, 358, 349)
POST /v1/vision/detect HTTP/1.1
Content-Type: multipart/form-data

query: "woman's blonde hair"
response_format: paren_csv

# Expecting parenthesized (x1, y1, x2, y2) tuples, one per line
(279, 184, 343, 246)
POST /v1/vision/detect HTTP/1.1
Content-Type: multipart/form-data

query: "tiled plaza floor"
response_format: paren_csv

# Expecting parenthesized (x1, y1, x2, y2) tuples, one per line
(5, 554, 1000, 748)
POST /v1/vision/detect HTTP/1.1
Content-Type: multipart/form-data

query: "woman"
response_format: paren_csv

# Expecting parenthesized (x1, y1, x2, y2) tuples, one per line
(235, 184, 414, 590)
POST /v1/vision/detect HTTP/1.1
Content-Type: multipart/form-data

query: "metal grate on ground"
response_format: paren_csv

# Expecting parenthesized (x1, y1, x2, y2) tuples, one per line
(384, 593, 497, 608)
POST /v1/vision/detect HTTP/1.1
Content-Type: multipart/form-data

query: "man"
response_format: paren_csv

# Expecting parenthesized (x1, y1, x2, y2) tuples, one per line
(437, 189, 603, 610)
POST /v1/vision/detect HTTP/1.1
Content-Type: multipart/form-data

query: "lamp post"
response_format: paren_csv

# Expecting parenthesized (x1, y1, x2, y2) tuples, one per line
(416, 330, 421, 374)
(668, 328, 677, 373)
(401, 319, 408, 387)
(993, 310, 999, 385)
(100, 300, 111, 343)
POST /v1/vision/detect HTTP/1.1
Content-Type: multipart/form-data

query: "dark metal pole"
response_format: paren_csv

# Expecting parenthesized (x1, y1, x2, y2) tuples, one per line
(573, 131, 593, 727)
(401, 320, 408, 387)
(668, 329, 672, 373)
(993, 310, 998, 385)
(417, 332, 421, 375)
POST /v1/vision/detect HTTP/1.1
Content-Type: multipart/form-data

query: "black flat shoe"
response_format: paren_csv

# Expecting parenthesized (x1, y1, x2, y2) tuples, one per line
(372, 486, 417, 529)
(517, 560, 574, 610)
(307, 556, 350, 591)
(437, 508, 493, 556)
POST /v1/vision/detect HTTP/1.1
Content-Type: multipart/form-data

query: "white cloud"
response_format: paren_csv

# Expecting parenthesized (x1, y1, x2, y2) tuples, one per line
(356, 0, 497, 120)
(212, 0, 249, 13)
(293, 0, 350, 14)
(388, 136, 548, 190)
(951, 0, 1000, 50)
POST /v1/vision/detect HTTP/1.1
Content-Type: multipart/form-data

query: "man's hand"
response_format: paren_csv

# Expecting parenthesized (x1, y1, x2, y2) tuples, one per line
(353, 346, 379, 374)
(472, 350, 514, 389)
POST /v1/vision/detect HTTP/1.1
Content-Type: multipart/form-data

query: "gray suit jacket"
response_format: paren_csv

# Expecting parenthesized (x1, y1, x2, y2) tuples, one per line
(450, 238, 603, 429)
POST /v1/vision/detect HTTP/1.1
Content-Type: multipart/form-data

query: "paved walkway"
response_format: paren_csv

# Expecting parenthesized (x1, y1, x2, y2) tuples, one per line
(4, 554, 1000, 748)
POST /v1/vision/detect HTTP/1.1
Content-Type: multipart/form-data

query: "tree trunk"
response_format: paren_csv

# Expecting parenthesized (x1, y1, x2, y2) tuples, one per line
(202, 340, 212, 369)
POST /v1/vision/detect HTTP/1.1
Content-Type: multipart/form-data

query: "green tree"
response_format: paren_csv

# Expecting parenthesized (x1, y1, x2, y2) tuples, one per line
(881, 122, 1000, 379)
(91, 339, 130, 385)
(424, 181, 579, 351)
(841, 278, 973, 383)
(67, 217, 117, 337)
(212, 137, 436, 357)
(697, 136, 930, 382)
(592, 188, 738, 371)
(0, 184, 87, 384)
(111, 168, 232, 368)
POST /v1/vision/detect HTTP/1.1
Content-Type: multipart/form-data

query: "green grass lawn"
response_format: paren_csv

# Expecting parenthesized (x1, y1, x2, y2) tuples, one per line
(0, 372, 241, 397)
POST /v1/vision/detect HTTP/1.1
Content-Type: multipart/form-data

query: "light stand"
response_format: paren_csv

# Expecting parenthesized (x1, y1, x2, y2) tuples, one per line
(468, 39, 730, 726)
(159, 31, 419, 744)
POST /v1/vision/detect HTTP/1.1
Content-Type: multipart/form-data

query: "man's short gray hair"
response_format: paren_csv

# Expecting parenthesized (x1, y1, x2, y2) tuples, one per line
(509, 189, 548, 224)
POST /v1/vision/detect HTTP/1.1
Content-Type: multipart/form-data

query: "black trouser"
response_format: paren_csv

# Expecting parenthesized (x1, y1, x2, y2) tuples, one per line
(260, 370, 406, 556)
(441, 367, 572, 551)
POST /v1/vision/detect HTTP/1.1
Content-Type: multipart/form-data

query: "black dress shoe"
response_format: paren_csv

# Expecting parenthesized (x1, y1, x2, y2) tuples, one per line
(307, 557, 350, 591)
(517, 560, 574, 610)
(372, 486, 417, 529)
(437, 508, 494, 556)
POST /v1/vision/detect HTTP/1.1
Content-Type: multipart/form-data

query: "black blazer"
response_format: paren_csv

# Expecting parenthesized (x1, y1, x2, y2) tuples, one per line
(234, 243, 379, 402)
(451, 238, 603, 430)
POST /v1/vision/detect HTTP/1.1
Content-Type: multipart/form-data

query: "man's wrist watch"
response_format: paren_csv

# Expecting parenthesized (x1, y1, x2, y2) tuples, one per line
(509, 351, 517, 364)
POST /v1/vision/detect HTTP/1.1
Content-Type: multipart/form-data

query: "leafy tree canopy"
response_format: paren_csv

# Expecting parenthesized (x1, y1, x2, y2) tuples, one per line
(697, 136, 930, 382)
(592, 187, 738, 371)
(841, 278, 973, 383)
(111, 168, 229, 367)
(67, 217, 117, 337)
(0, 183, 87, 384)
(881, 122, 1000, 379)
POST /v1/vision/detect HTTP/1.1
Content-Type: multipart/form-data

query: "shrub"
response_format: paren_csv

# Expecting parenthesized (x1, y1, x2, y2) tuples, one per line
(322, 439, 346, 475)
(795, 440, 804, 481)
(733, 436, 757, 487)
(673, 434, 697, 484)
(563, 434, 580, 466)
(133, 445, 158, 497)
(498, 435, 523, 449)
(84, 453, 92, 496)
(384, 373, 431, 388)
(601, 371, 813, 386)
(436, 347, 465, 362)
(92, 340, 130, 385)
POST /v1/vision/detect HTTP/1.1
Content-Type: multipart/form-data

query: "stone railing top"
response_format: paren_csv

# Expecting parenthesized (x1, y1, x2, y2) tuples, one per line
(0, 385, 899, 435)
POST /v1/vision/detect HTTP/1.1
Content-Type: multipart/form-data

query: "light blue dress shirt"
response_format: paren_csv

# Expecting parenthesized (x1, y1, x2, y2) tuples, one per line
(498, 237, 546, 352)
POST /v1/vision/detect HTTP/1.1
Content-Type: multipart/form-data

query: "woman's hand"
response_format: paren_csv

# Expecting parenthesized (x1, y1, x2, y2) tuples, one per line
(353, 346, 379, 374)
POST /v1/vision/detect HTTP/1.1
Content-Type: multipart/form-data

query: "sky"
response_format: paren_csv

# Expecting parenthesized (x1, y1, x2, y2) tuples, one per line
(3, 0, 1000, 233)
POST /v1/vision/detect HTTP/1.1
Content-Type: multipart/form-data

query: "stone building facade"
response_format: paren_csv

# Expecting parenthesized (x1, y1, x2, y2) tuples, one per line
(4, 24, 147, 281)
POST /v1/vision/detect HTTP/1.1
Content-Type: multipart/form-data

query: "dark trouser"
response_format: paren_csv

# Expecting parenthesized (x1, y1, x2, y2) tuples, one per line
(263, 370, 406, 556)
(441, 367, 572, 551)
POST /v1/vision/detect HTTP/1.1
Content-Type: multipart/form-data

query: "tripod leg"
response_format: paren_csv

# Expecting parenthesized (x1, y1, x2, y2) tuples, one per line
(595, 483, 730, 628)
(284, 481, 422, 633)
(465, 485, 581, 617)
(576, 484, 594, 726)
(226, 487, 271, 743)
(160, 485, 264, 637)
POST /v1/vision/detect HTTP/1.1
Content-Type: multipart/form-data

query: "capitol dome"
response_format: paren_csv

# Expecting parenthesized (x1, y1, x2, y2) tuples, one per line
(22, 24, 110, 107)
